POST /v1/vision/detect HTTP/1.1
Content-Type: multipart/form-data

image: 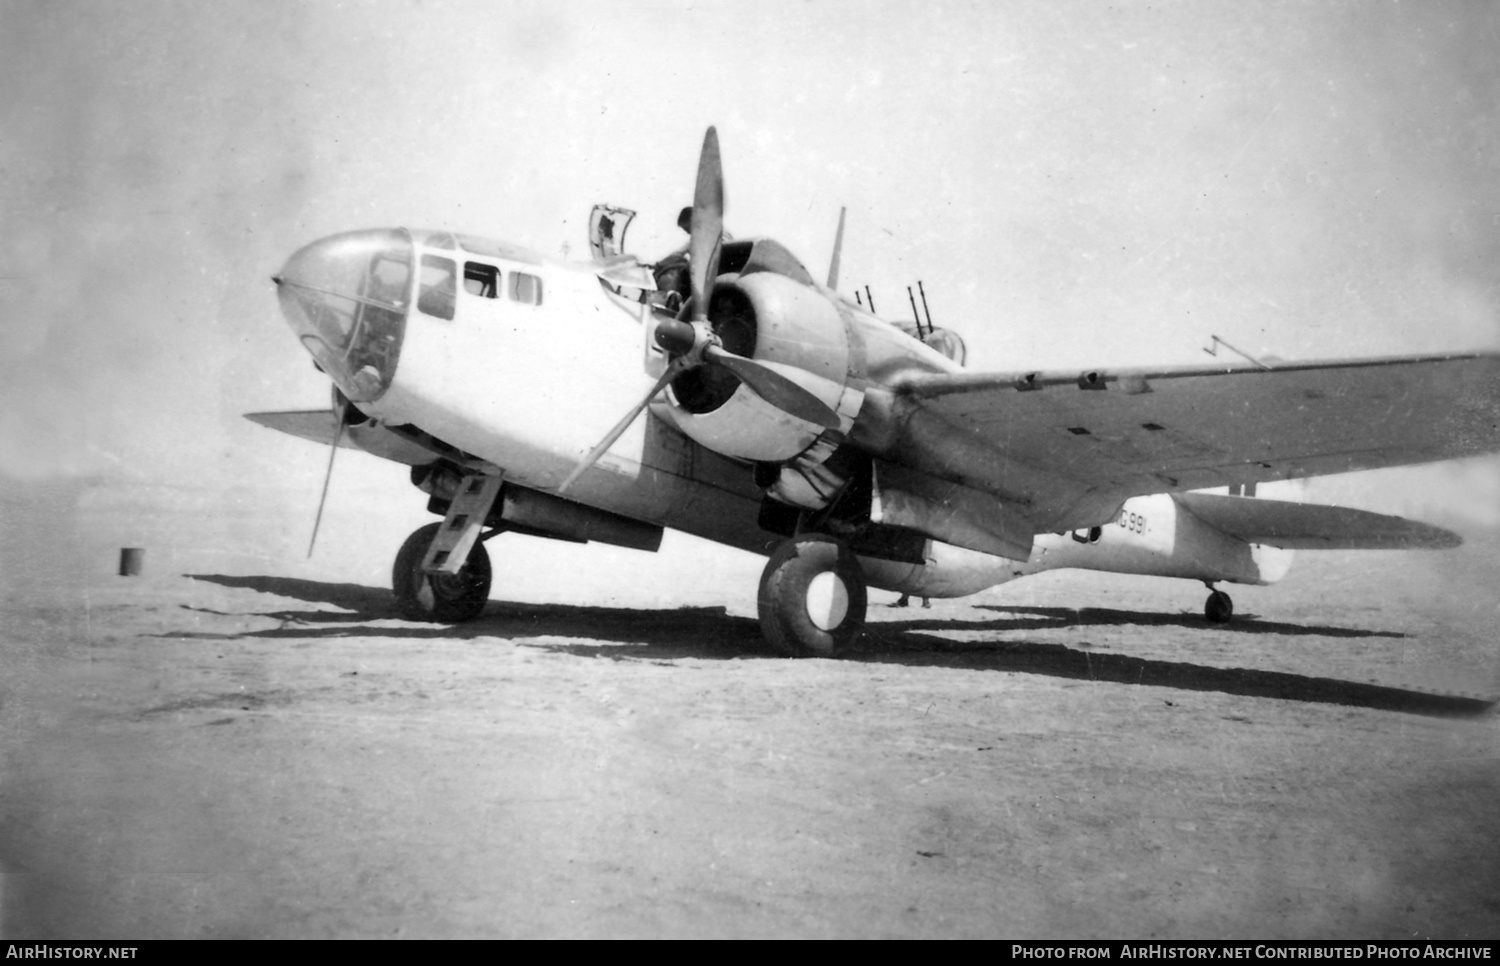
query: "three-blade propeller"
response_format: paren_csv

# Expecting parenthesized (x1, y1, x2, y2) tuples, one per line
(560, 127, 839, 492)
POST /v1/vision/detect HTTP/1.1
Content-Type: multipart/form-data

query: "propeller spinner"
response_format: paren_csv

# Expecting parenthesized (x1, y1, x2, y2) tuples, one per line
(559, 127, 839, 492)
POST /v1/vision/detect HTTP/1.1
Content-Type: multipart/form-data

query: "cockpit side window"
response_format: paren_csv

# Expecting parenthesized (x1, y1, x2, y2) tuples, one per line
(417, 254, 456, 320)
(463, 261, 499, 298)
(510, 271, 543, 306)
(364, 255, 411, 307)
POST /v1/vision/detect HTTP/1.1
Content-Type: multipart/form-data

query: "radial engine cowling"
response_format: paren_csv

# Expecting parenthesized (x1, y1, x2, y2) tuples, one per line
(662, 270, 863, 463)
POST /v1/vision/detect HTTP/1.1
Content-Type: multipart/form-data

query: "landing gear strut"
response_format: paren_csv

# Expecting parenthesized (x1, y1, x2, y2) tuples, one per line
(757, 534, 867, 657)
(393, 522, 493, 623)
(1204, 585, 1233, 624)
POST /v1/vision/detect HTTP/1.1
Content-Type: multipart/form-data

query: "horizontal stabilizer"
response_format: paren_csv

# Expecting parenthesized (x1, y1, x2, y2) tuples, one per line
(1177, 492, 1461, 550)
(245, 410, 358, 449)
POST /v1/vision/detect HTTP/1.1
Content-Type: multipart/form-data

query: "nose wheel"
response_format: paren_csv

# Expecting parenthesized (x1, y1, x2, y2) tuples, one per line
(757, 534, 867, 657)
(394, 522, 493, 623)
(1204, 586, 1233, 624)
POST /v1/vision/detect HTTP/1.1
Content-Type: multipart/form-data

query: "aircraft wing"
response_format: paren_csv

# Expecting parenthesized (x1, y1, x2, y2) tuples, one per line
(245, 410, 356, 449)
(246, 410, 445, 466)
(890, 353, 1500, 534)
(1175, 492, 1461, 550)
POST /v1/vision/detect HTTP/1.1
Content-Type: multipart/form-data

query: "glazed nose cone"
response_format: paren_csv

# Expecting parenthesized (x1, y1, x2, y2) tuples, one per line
(273, 228, 412, 402)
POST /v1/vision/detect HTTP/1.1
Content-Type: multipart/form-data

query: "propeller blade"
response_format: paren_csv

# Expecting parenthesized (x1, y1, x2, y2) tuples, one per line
(688, 127, 723, 324)
(703, 346, 841, 429)
(558, 360, 687, 493)
(307, 397, 348, 557)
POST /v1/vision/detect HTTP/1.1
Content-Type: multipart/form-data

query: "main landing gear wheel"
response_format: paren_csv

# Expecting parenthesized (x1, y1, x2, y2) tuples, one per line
(757, 534, 867, 658)
(393, 522, 492, 623)
(1204, 588, 1233, 624)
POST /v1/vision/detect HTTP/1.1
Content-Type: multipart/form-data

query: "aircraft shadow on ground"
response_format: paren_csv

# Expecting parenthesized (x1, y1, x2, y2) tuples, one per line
(182, 574, 764, 656)
(183, 574, 1491, 718)
(946, 604, 1405, 639)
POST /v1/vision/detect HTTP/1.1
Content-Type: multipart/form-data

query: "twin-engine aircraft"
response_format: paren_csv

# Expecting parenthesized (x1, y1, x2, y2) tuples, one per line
(250, 127, 1500, 656)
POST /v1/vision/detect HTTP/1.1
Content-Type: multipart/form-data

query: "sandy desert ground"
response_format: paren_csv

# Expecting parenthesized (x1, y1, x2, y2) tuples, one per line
(2, 477, 1498, 939)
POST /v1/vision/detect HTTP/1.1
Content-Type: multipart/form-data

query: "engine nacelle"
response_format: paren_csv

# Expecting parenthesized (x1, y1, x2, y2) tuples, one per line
(661, 270, 863, 464)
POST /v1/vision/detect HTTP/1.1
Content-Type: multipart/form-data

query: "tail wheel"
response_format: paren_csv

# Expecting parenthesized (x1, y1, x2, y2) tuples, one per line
(757, 534, 866, 657)
(1205, 589, 1233, 624)
(393, 522, 492, 623)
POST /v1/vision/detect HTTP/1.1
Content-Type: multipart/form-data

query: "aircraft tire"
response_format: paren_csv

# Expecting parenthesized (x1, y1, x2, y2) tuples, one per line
(757, 534, 866, 657)
(393, 522, 492, 623)
(1205, 589, 1233, 624)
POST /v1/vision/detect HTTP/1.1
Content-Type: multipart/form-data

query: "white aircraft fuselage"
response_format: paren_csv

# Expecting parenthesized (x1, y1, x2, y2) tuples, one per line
(272, 225, 1294, 606)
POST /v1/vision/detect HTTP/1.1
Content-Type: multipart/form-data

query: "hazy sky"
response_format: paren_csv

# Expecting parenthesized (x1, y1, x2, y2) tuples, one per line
(2, 0, 1498, 512)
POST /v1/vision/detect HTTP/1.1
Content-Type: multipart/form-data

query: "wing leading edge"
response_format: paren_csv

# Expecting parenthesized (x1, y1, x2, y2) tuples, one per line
(246, 410, 446, 466)
(245, 410, 356, 449)
(888, 353, 1500, 534)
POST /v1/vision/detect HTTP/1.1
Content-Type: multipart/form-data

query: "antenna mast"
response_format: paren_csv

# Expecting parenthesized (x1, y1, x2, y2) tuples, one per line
(907, 286, 925, 339)
(826, 207, 846, 290)
(918, 280, 934, 331)
(1203, 334, 1272, 370)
